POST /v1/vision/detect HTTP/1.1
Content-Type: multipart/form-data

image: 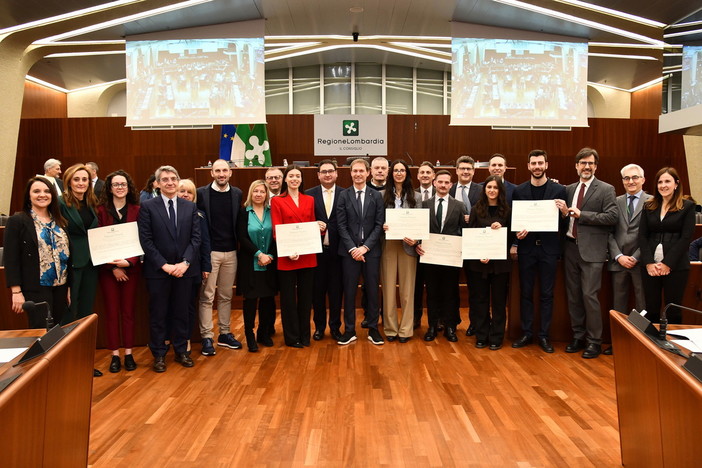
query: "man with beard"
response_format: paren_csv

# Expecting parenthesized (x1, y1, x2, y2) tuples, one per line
(555, 148, 617, 359)
(511, 150, 567, 353)
(367, 157, 389, 191)
(486, 153, 516, 203)
(414, 161, 436, 329)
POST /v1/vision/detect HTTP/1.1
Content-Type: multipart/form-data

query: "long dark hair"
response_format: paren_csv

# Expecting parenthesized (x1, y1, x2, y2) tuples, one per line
(22, 177, 66, 228)
(100, 170, 140, 209)
(472, 175, 508, 220)
(142, 173, 157, 193)
(383, 159, 416, 208)
(280, 164, 304, 195)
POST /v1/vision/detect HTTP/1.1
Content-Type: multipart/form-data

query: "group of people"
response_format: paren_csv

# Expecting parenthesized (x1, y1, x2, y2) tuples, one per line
(4, 149, 698, 375)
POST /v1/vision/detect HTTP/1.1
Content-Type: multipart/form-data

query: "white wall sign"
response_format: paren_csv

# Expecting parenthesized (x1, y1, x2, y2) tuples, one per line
(314, 114, 387, 156)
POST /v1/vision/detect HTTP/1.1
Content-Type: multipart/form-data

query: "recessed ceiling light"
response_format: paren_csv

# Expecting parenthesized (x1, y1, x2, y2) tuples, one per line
(349, 7, 364, 13)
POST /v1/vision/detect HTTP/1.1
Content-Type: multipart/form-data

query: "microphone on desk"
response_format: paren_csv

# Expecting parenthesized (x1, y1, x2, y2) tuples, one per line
(22, 301, 53, 331)
(659, 303, 702, 340)
(404, 152, 414, 166)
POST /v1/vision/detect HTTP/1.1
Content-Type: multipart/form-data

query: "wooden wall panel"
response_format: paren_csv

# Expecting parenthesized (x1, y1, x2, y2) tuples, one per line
(12, 116, 689, 213)
(21, 82, 67, 119)
(631, 83, 663, 119)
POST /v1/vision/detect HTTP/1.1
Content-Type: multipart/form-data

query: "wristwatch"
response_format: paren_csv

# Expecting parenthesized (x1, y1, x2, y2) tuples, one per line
(183, 259, 190, 266)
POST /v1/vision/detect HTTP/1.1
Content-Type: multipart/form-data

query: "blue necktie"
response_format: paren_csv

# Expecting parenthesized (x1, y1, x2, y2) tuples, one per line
(168, 199, 176, 231)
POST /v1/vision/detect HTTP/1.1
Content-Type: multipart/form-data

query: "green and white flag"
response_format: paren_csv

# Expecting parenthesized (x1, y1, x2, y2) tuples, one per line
(231, 124, 272, 167)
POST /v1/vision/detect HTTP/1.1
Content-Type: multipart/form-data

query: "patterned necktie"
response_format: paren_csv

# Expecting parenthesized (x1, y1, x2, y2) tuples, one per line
(461, 185, 471, 214)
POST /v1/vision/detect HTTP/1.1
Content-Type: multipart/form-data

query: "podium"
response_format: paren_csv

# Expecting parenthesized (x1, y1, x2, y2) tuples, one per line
(610, 311, 702, 467)
(0, 315, 97, 467)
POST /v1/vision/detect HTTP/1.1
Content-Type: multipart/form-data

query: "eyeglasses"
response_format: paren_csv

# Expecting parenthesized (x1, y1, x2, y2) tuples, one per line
(393, 169, 406, 174)
(622, 176, 641, 182)
(578, 161, 596, 166)
(265, 175, 282, 180)
(111, 183, 128, 188)
(159, 177, 178, 183)
(319, 169, 336, 175)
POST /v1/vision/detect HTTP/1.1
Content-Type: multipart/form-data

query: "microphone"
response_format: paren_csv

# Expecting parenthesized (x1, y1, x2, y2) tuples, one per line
(404, 152, 414, 166)
(659, 303, 702, 340)
(22, 301, 54, 331)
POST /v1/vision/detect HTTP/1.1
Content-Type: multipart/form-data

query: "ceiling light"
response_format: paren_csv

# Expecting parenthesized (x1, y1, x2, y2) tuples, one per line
(664, 28, 702, 39)
(265, 43, 451, 64)
(588, 42, 663, 49)
(629, 76, 665, 92)
(68, 79, 127, 93)
(553, 0, 666, 28)
(491, 0, 667, 47)
(349, 7, 364, 13)
(666, 20, 702, 30)
(45, 51, 126, 58)
(25, 75, 68, 93)
(588, 52, 658, 61)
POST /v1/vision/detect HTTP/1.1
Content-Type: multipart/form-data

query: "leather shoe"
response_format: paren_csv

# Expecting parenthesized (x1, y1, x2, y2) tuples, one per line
(489, 343, 502, 350)
(93, 368, 103, 377)
(424, 326, 437, 341)
(582, 343, 601, 359)
(603, 346, 613, 355)
(257, 335, 274, 347)
(153, 357, 166, 373)
(475, 340, 488, 348)
(386, 335, 398, 342)
(313, 330, 324, 341)
(565, 339, 586, 353)
(465, 324, 476, 336)
(109, 356, 121, 373)
(538, 338, 555, 353)
(288, 342, 304, 348)
(399, 336, 410, 343)
(330, 329, 343, 341)
(175, 353, 194, 367)
(361, 319, 369, 329)
(124, 354, 137, 371)
(512, 335, 533, 348)
(444, 327, 458, 342)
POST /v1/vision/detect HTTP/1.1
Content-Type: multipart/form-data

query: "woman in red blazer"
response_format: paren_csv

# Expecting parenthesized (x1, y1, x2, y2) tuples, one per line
(270, 165, 325, 348)
(97, 170, 142, 373)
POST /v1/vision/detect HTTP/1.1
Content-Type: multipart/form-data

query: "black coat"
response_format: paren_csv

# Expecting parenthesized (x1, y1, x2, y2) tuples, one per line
(236, 206, 278, 298)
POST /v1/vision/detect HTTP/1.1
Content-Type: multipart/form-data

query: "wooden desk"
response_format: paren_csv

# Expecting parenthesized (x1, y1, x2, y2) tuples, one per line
(0, 315, 97, 467)
(610, 311, 702, 467)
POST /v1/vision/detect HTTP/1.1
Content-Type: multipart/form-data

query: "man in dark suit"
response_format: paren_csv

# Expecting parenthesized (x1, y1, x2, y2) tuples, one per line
(605, 163, 651, 355)
(41, 158, 63, 195)
(511, 150, 567, 353)
(486, 153, 516, 203)
(416, 170, 467, 342)
(86, 162, 105, 198)
(306, 159, 344, 341)
(448, 155, 481, 335)
(555, 148, 618, 359)
(138, 165, 201, 373)
(414, 161, 436, 328)
(336, 158, 385, 346)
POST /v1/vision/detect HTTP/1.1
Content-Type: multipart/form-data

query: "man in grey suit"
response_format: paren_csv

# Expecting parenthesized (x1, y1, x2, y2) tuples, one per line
(414, 161, 436, 328)
(555, 148, 618, 359)
(605, 164, 651, 355)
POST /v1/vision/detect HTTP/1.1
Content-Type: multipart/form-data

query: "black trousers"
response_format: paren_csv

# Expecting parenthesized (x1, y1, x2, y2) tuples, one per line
(278, 268, 314, 345)
(312, 247, 343, 332)
(641, 268, 689, 323)
(146, 275, 192, 357)
(414, 259, 427, 322)
(425, 264, 460, 328)
(243, 296, 276, 344)
(24, 284, 68, 329)
(468, 270, 509, 345)
(518, 249, 559, 339)
(342, 255, 381, 334)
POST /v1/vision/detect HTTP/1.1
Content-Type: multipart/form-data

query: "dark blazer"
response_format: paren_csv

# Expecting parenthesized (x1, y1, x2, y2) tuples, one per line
(197, 210, 212, 274)
(93, 179, 106, 198)
(479, 179, 517, 204)
(607, 192, 652, 271)
(564, 177, 618, 263)
(96, 203, 142, 271)
(449, 182, 482, 209)
(337, 186, 385, 258)
(270, 193, 318, 270)
(59, 198, 98, 268)
(467, 205, 513, 274)
(638, 198, 696, 271)
(415, 186, 435, 202)
(236, 206, 278, 297)
(306, 184, 343, 254)
(4, 212, 71, 292)
(137, 196, 201, 279)
(513, 179, 567, 257)
(422, 195, 467, 236)
(196, 183, 242, 248)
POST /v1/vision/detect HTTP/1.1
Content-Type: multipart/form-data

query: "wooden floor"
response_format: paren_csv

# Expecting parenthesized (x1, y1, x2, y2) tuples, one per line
(88, 312, 622, 467)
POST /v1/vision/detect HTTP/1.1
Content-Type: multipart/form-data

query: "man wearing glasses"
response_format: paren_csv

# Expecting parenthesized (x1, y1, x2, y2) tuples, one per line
(306, 160, 344, 341)
(555, 148, 617, 359)
(605, 164, 651, 355)
(265, 167, 284, 203)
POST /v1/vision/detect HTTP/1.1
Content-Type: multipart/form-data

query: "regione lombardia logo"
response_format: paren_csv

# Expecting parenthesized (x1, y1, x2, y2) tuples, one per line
(343, 120, 359, 136)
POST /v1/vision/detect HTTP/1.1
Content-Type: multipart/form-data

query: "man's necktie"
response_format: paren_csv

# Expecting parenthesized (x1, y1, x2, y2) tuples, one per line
(461, 185, 471, 214)
(168, 199, 176, 231)
(436, 198, 444, 232)
(627, 195, 636, 221)
(324, 189, 332, 218)
(572, 183, 585, 238)
(423, 189, 429, 202)
(356, 190, 364, 241)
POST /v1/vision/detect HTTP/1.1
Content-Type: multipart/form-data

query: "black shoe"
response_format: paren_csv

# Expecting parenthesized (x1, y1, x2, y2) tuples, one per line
(368, 328, 384, 345)
(436, 321, 444, 333)
(424, 326, 437, 341)
(153, 357, 166, 373)
(386, 335, 398, 342)
(475, 340, 488, 349)
(565, 339, 586, 353)
(330, 329, 343, 341)
(257, 333, 274, 347)
(313, 330, 324, 341)
(582, 343, 601, 359)
(175, 353, 195, 367)
(301, 340, 311, 347)
(93, 368, 103, 377)
(288, 342, 304, 348)
(489, 343, 502, 351)
(444, 327, 458, 342)
(399, 336, 411, 343)
(465, 324, 476, 336)
(337, 332, 357, 345)
(361, 319, 369, 329)
(538, 338, 555, 353)
(512, 335, 533, 348)
(124, 354, 137, 371)
(109, 356, 121, 373)
(603, 346, 613, 355)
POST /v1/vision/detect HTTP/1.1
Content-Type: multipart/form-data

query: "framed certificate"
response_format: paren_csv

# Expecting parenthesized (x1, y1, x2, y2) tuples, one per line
(275, 221, 323, 257)
(511, 200, 559, 232)
(419, 234, 463, 267)
(462, 227, 507, 260)
(88, 222, 145, 266)
(385, 208, 430, 240)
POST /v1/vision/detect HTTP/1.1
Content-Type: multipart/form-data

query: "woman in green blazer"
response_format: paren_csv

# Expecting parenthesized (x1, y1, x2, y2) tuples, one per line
(60, 164, 99, 325)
